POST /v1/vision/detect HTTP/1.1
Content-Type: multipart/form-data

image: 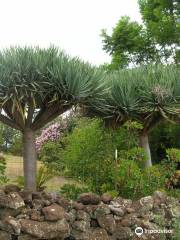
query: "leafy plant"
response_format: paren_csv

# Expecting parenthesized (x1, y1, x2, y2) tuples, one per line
(0, 154, 8, 184)
(166, 189, 180, 199)
(59, 118, 112, 192)
(114, 160, 143, 199)
(119, 147, 147, 168)
(38, 113, 82, 171)
(172, 218, 180, 240)
(44, 118, 157, 195)
(58, 118, 143, 193)
(60, 184, 90, 200)
(16, 166, 53, 191)
(36, 166, 54, 191)
(150, 123, 180, 163)
(15, 176, 24, 188)
(167, 148, 180, 163)
(39, 117, 178, 199)
(39, 141, 65, 173)
(114, 162, 169, 199)
(142, 165, 166, 196)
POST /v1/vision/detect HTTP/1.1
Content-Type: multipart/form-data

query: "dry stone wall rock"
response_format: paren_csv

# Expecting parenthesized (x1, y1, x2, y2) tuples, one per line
(0, 186, 179, 240)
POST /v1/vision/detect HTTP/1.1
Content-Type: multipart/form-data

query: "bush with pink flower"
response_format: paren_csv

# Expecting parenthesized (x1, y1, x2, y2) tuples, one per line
(35, 111, 78, 153)
(36, 122, 64, 152)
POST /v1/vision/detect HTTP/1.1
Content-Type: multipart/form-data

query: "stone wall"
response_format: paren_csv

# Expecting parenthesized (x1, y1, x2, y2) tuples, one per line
(0, 185, 179, 240)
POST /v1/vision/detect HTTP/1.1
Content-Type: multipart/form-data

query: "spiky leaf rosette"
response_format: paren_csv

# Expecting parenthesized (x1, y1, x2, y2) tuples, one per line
(0, 46, 105, 131)
(137, 65, 180, 130)
(85, 65, 180, 129)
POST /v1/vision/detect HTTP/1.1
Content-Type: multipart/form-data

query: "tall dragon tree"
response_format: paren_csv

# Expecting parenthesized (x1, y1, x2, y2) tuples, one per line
(136, 65, 180, 166)
(86, 65, 180, 167)
(0, 47, 105, 191)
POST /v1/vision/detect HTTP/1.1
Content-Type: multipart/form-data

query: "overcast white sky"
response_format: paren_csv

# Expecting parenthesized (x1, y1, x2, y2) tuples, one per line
(0, 0, 141, 65)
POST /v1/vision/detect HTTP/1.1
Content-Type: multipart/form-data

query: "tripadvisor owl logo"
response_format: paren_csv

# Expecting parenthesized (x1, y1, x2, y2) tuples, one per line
(135, 227, 173, 237)
(135, 227, 144, 237)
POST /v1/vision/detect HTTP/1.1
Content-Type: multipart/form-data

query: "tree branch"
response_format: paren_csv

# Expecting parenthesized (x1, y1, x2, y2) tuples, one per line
(31, 103, 71, 131)
(142, 114, 162, 134)
(26, 98, 35, 127)
(3, 101, 25, 130)
(0, 113, 22, 131)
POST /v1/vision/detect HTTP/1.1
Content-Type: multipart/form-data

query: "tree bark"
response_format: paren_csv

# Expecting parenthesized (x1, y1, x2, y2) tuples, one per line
(139, 132, 152, 168)
(23, 128, 37, 191)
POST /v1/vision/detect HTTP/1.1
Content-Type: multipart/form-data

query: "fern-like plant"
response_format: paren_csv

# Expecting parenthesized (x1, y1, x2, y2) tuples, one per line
(16, 166, 53, 191)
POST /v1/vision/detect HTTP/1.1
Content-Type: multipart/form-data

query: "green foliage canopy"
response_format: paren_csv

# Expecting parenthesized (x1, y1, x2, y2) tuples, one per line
(102, 0, 180, 69)
(139, 0, 180, 63)
(101, 16, 157, 69)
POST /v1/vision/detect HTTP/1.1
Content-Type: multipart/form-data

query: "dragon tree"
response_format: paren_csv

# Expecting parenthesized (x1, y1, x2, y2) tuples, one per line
(0, 47, 104, 191)
(86, 65, 180, 167)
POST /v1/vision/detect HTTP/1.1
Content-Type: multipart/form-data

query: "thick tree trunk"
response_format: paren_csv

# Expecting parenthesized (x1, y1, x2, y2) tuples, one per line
(139, 133, 152, 168)
(23, 128, 37, 191)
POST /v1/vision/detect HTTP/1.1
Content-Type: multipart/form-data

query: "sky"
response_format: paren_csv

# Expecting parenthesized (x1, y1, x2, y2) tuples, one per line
(0, 0, 141, 65)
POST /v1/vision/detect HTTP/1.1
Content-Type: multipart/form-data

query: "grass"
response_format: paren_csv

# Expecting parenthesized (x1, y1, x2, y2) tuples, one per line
(4, 154, 76, 192)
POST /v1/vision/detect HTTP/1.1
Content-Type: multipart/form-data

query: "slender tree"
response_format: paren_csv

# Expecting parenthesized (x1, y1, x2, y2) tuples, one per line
(86, 65, 180, 167)
(0, 47, 104, 191)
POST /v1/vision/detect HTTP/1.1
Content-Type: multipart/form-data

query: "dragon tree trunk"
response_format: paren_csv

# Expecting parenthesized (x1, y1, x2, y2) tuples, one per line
(23, 128, 37, 191)
(139, 132, 152, 168)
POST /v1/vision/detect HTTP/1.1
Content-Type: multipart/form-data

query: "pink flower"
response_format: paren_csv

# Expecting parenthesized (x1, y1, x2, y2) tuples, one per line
(35, 122, 63, 152)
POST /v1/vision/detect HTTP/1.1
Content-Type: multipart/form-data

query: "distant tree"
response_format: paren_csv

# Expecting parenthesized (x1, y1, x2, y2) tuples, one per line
(101, 1, 180, 69)
(0, 123, 22, 154)
(0, 123, 16, 151)
(139, 0, 180, 64)
(101, 16, 158, 69)
(0, 47, 104, 191)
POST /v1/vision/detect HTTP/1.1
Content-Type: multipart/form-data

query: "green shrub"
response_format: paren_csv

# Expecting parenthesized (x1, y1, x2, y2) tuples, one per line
(40, 141, 65, 173)
(0, 154, 8, 183)
(172, 218, 180, 240)
(104, 190, 119, 199)
(166, 148, 180, 163)
(141, 165, 166, 196)
(161, 158, 177, 180)
(150, 123, 180, 163)
(40, 118, 156, 196)
(114, 162, 169, 199)
(36, 166, 54, 191)
(160, 150, 179, 190)
(59, 118, 144, 193)
(39, 118, 174, 199)
(16, 176, 24, 188)
(119, 147, 147, 169)
(59, 118, 114, 193)
(166, 189, 180, 199)
(114, 160, 143, 199)
(60, 184, 90, 200)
